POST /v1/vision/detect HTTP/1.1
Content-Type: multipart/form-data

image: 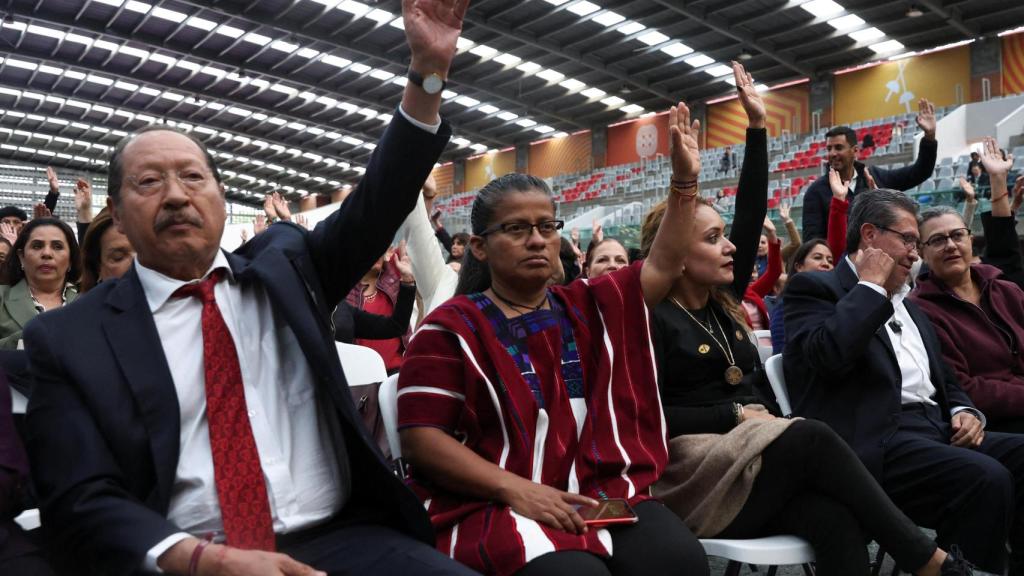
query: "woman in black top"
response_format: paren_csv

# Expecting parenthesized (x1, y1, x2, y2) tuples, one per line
(642, 62, 972, 576)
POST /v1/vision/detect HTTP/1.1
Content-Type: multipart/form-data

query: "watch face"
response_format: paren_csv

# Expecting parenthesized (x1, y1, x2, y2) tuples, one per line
(423, 74, 444, 94)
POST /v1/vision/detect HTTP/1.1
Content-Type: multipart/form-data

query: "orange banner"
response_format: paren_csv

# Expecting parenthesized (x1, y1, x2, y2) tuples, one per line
(606, 112, 670, 167)
(465, 149, 516, 190)
(430, 163, 455, 197)
(1003, 32, 1024, 96)
(528, 131, 591, 179)
(707, 84, 810, 148)
(834, 46, 970, 125)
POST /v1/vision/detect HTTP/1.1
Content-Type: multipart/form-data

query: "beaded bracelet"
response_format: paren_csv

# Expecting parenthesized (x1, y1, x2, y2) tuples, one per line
(671, 178, 699, 188)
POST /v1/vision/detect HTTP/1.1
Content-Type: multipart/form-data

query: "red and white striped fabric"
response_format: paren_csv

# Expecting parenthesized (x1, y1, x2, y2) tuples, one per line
(398, 262, 668, 575)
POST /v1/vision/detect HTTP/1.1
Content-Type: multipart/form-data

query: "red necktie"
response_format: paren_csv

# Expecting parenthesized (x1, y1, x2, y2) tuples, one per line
(174, 269, 276, 551)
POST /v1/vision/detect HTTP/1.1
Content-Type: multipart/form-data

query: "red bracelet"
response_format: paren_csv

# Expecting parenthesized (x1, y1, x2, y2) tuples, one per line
(189, 535, 214, 576)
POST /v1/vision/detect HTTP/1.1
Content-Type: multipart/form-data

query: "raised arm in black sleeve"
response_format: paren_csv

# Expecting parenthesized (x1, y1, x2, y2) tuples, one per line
(728, 128, 769, 300)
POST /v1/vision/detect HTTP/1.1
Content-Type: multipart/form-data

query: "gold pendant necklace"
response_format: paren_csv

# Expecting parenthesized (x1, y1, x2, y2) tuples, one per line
(670, 297, 744, 386)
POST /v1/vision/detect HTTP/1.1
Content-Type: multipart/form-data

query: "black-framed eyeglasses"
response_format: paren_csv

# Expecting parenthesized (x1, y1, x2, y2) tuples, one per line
(922, 228, 971, 250)
(480, 219, 564, 239)
(875, 225, 921, 251)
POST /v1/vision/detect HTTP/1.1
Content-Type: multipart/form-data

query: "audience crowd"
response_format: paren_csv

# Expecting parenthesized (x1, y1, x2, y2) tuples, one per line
(3, 1, 1024, 575)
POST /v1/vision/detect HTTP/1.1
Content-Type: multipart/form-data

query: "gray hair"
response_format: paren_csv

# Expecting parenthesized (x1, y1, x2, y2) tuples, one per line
(846, 188, 919, 251)
(917, 205, 964, 228)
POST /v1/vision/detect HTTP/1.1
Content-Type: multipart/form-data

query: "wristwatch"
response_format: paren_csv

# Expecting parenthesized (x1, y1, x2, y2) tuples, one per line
(407, 69, 447, 95)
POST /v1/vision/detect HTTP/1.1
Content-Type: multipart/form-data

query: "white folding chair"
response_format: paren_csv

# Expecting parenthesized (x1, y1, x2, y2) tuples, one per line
(378, 373, 401, 461)
(765, 354, 792, 417)
(10, 386, 27, 414)
(701, 535, 815, 576)
(335, 342, 387, 387)
(753, 330, 773, 364)
(14, 508, 40, 531)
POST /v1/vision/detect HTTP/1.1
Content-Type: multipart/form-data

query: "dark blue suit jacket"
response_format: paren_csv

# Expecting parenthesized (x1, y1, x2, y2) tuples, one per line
(23, 113, 451, 575)
(782, 258, 975, 479)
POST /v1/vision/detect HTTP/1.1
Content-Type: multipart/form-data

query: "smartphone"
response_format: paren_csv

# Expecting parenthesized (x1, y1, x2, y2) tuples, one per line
(576, 498, 639, 527)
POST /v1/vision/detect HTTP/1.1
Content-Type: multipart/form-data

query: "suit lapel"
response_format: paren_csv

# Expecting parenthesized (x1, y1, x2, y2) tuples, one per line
(101, 267, 180, 510)
(6, 281, 39, 329)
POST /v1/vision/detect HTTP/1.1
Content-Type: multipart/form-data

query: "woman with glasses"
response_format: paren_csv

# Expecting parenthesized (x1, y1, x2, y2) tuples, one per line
(397, 103, 708, 576)
(912, 138, 1024, 433)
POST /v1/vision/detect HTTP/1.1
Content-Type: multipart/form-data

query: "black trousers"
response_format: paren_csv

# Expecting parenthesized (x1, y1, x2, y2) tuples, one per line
(718, 419, 936, 576)
(282, 522, 480, 576)
(514, 501, 708, 576)
(881, 404, 1024, 575)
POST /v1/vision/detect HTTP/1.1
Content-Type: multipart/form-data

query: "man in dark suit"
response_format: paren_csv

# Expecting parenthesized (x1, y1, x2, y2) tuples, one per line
(801, 99, 938, 242)
(784, 188, 1024, 575)
(22, 1, 479, 575)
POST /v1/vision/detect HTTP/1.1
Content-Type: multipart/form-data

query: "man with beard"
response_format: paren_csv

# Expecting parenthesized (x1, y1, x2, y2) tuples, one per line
(801, 99, 938, 242)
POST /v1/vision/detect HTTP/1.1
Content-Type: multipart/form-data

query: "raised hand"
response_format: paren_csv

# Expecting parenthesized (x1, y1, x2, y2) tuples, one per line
(668, 102, 701, 182)
(394, 240, 415, 283)
(762, 216, 777, 241)
(403, 0, 468, 73)
(0, 222, 17, 246)
(294, 214, 308, 229)
(570, 227, 580, 245)
(239, 228, 249, 243)
(779, 202, 791, 223)
(46, 166, 59, 193)
(592, 220, 604, 243)
(916, 99, 936, 139)
(75, 178, 93, 223)
(854, 247, 895, 289)
(828, 167, 852, 201)
(254, 214, 267, 235)
(865, 169, 879, 190)
(979, 136, 1013, 178)
(732, 61, 766, 129)
(263, 194, 278, 220)
(271, 192, 292, 221)
(33, 203, 51, 220)
(958, 177, 976, 203)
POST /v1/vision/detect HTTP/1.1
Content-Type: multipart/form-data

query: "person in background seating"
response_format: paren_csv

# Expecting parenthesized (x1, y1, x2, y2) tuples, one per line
(79, 209, 135, 292)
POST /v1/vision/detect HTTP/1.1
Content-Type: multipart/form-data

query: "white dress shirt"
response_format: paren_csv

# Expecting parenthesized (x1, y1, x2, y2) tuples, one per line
(845, 257, 984, 423)
(140, 250, 343, 570)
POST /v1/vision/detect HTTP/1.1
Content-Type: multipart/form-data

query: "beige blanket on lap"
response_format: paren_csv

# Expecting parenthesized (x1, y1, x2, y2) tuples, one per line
(653, 417, 796, 537)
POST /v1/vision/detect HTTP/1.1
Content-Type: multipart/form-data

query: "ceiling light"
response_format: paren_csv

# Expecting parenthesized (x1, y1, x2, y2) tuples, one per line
(470, 44, 498, 58)
(637, 30, 669, 46)
(591, 11, 625, 27)
(494, 53, 521, 66)
(601, 95, 625, 107)
(497, 111, 518, 121)
(684, 53, 715, 68)
(151, 7, 187, 22)
(705, 64, 733, 77)
(559, 78, 586, 91)
(581, 87, 606, 98)
(479, 104, 500, 114)
(799, 0, 844, 18)
(869, 39, 905, 53)
(322, 55, 352, 68)
(124, 1, 151, 14)
(568, 1, 600, 16)
(617, 21, 645, 35)
(216, 24, 244, 38)
(620, 104, 644, 114)
(537, 69, 565, 82)
(827, 14, 864, 30)
(661, 42, 694, 58)
(534, 125, 555, 134)
(337, 1, 370, 17)
(849, 27, 885, 42)
(365, 8, 394, 23)
(456, 37, 474, 50)
(455, 96, 480, 107)
(369, 69, 395, 80)
(543, 0, 571, 5)
(185, 16, 217, 31)
(271, 40, 298, 53)
(516, 118, 538, 127)
(296, 48, 320, 59)
(349, 63, 370, 73)
(517, 61, 542, 73)
(243, 32, 272, 46)
(906, 4, 924, 17)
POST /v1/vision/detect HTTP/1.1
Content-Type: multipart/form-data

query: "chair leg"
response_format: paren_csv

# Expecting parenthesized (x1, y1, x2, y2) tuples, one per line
(767, 566, 778, 576)
(871, 547, 886, 576)
(724, 561, 742, 576)
(802, 563, 816, 576)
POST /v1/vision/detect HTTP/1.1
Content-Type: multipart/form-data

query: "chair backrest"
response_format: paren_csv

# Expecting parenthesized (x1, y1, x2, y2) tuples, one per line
(765, 354, 792, 417)
(335, 342, 387, 387)
(10, 387, 27, 414)
(379, 373, 402, 460)
(753, 330, 773, 364)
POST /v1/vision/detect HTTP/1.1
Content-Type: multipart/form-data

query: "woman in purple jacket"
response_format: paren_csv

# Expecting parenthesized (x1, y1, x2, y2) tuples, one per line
(911, 138, 1024, 433)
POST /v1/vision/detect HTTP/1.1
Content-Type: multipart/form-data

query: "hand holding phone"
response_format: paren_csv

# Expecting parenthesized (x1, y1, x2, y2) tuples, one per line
(576, 498, 639, 527)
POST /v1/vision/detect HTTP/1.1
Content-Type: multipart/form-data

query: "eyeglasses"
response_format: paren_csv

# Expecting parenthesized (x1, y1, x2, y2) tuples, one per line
(480, 219, 564, 240)
(875, 226, 921, 251)
(125, 168, 213, 196)
(922, 228, 971, 250)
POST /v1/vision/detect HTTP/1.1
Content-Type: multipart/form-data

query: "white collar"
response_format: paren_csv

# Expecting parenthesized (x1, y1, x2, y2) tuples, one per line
(134, 250, 234, 313)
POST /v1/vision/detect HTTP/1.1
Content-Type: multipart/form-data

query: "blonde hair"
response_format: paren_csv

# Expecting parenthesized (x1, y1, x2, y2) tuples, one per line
(640, 199, 750, 330)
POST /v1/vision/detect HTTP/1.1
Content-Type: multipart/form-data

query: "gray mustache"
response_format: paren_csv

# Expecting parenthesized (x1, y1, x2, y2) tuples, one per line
(154, 210, 203, 232)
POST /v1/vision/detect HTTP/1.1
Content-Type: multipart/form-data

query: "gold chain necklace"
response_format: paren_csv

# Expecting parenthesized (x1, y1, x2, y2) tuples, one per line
(670, 297, 744, 385)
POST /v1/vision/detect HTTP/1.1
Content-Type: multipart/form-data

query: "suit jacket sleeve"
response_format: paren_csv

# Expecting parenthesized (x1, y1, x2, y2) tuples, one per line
(801, 183, 826, 241)
(783, 272, 895, 380)
(0, 374, 28, 521)
(24, 318, 181, 576)
(728, 128, 768, 299)
(874, 137, 937, 191)
(305, 112, 452, 309)
(434, 227, 453, 255)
